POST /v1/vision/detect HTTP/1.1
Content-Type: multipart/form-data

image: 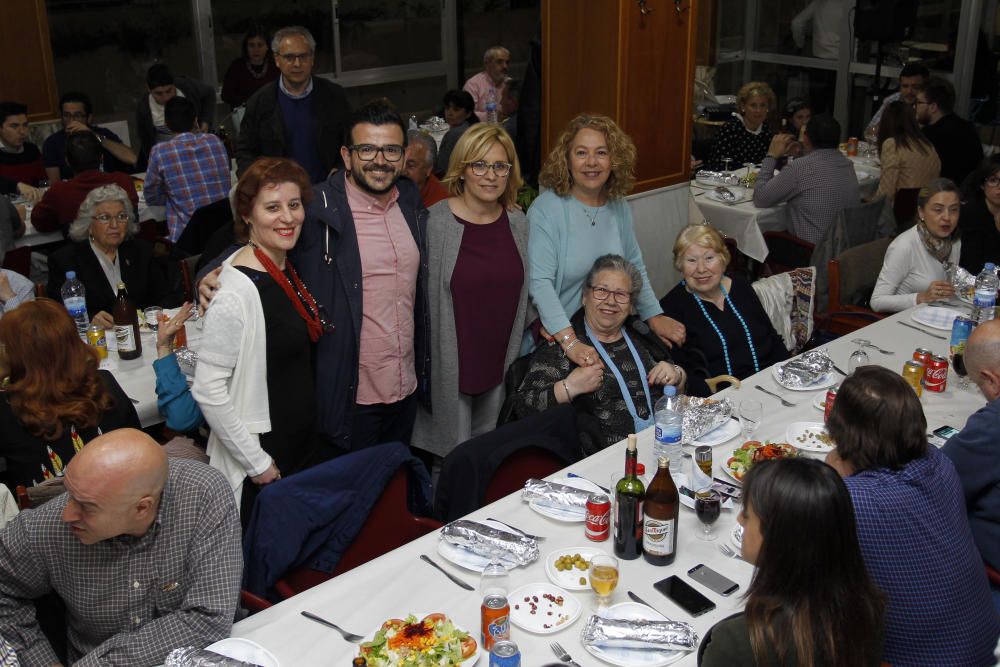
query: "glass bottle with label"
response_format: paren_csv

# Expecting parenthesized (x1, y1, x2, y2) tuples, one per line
(613, 434, 645, 560)
(642, 456, 679, 566)
(113, 282, 142, 360)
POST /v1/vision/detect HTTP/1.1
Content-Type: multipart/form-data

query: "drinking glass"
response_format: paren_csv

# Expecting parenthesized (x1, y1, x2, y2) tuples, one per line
(739, 400, 762, 439)
(695, 490, 722, 540)
(952, 350, 971, 390)
(848, 344, 870, 374)
(589, 554, 619, 610)
(721, 156, 734, 173)
(143, 306, 163, 332)
(479, 558, 509, 598)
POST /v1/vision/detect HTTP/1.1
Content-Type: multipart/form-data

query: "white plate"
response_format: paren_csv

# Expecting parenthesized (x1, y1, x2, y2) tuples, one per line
(360, 613, 480, 665)
(205, 638, 280, 667)
(706, 186, 752, 204)
(528, 477, 602, 522)
(771, 365, 836, 392)
(584, 602, 685, 666)
(785, 421, 834, 453)
(911, 306, 964, 330)
(508, 582, 582, 634)
(813, 396, 826, 411)
(730, 523, 744, 550)
(544, 546, 606, 591)
(691, 418, 741, 447)
(436, 520, 523, 573)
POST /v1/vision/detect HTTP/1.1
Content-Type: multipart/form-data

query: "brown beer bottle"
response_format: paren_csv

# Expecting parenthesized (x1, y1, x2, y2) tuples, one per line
(113, 282, 142, 360)
(642, 456, 679, 565)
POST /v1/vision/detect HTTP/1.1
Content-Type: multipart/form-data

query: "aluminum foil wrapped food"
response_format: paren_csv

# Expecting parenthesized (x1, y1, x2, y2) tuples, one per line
(440, 519, 539, 566)
(580, 614, 699, 652)
(678, 396, 733, 441)
(175, 346, 198, 377)
(775, 350, 833, 388)
(952, 265, 975, 302)
(521, 478, 591, 518)
(164, 648, 258, 667)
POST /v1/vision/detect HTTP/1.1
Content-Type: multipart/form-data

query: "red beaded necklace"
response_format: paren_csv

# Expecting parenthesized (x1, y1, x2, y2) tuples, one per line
(249, 241, 327, 342)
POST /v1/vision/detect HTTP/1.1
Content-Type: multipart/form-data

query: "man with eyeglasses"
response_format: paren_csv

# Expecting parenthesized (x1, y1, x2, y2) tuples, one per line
(237, 25, 351, 184)
(42, 92, 137, 183)
(864, 62, 928, 138)
(915, 76, 983, 188)
(135, 64, 216, 172)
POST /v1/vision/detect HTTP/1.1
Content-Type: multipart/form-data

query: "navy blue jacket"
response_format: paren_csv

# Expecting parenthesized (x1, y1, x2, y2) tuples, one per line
(293, 170, 430, 449)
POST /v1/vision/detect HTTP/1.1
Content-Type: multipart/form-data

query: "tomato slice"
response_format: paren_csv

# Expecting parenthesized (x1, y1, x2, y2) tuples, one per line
(460, 635, 477, 659)
(423, 612, 447, 626)
(381, 618, 406, 632)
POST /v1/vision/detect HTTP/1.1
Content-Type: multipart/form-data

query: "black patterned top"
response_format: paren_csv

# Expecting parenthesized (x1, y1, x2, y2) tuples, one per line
(706, 116, 773, 171)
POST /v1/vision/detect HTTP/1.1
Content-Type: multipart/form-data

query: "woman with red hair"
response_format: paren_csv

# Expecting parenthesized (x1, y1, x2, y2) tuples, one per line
(0, 299, 139, 493)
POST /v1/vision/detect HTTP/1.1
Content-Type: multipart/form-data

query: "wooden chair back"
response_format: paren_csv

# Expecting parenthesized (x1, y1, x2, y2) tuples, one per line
(179, 254, 202, 302)
(705, 375, 741, 393)
(893, 187, 921, 231)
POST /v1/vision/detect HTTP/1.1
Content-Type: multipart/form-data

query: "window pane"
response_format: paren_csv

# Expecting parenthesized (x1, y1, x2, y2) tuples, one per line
(754, 0, 810, 55)
(717, 0, 747, 60)
(459, 0, 539, 83)
(343, 76, 448, 117)
(748, 61, 838, 117)
(854, 0, 963, 69)
(337, 0, 442, 71)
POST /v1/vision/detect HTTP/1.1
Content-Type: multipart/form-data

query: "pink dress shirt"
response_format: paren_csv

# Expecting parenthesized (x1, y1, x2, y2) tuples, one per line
(346, 177, 420, 405)
(463, 71, 503, 122)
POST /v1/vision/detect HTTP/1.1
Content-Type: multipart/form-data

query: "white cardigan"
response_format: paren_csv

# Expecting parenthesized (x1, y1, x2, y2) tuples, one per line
(191, 255, 272, 507)
(871, 225, 961, 313)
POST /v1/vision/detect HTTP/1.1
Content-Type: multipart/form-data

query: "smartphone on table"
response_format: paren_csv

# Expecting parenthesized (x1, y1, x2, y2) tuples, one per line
(653, 574, 716, 617)
(688, 563, 740, 596)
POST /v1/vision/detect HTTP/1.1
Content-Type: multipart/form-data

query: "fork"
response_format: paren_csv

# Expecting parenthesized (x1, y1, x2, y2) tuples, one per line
(719, 543, 745, 561)
(754, 384, 797, 408)
(851, 338, 894, 355)
(486, 518, 545, 541)
(550, 640, 583, 667)
(300, 610, 365, 642)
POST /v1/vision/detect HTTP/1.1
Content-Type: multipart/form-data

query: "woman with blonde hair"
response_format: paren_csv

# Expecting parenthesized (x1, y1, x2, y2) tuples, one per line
(411, 122, 531, 462)
(706, 81, 776, 171)
(527, 114, 684, 371)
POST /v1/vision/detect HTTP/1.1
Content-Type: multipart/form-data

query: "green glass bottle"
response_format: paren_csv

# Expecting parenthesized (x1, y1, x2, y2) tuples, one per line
(613, 434, 646, 560)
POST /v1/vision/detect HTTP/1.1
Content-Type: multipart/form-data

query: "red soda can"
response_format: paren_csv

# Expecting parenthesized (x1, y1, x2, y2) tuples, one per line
(847, 137, 859, 156)
(925, 355, 949, 392)
(585, 493, 611, 541)
(824, 385, 839, 422)
(481, 594, 510, 651)
(913, 348, 933, 368)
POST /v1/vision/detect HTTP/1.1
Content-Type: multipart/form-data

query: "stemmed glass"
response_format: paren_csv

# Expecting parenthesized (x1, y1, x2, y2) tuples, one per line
(695, 490, 722, 540)
(479, 558, 509, 598)
(739, 400, 762, 439)
(589, 554, 619, 611)
(848, 343, 870, 374)
(721, 156, 734, 173)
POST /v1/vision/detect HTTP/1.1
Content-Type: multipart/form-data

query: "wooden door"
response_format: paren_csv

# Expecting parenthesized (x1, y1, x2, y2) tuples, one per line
(0, 0, 59, 120)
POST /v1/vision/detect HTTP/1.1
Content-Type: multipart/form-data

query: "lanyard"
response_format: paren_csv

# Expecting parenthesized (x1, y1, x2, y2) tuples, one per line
(584, 320, 655, 433)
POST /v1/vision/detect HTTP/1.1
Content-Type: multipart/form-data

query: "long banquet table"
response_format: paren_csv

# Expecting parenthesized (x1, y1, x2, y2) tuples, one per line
(229, 302, 986, 666)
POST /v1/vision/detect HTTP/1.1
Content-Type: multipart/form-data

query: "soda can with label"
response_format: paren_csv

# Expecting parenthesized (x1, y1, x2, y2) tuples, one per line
(585, 493, 611, 541)
(950, 316, 975, 356)
(925, 355, 948, 392)
(489, 640, 520, 667)
(902, 360, 924, 397)
(86, 324, 108, 360)
(481, 593, 510, 652)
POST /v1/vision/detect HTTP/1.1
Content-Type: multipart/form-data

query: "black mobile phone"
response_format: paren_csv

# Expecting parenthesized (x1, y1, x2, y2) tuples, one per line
(653, 574, 716, 617)
(933, 425, 959, 439)
(688, 563, 740, 596)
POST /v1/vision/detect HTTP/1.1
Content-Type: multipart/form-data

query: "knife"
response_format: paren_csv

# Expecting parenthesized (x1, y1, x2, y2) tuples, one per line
(897, 321, 948, 340)
(567, 472, 611, 493)
(627, 590, 667, 617)
(419, 554, 474, 591)
(832, 363, 849, 376)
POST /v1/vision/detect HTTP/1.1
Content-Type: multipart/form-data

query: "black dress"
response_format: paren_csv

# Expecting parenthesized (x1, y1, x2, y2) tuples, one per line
(237, 267, 324, 517)
(958, 196, 1000, 274)
(705, 117, 773, 172)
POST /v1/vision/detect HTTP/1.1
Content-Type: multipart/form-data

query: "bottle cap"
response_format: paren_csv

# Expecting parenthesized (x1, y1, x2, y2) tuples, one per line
(117, 282, 127, 289)
(695, 446, 712, 462)
(657, 456, 669, 468)
(637, 463, 646, 475)
(663, 385, 677, 397)
(627, 433, 637, 451)
(65, 271, 75, 279)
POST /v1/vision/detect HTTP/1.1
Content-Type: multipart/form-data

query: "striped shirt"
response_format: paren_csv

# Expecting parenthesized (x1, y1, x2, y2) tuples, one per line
(753, 148, 860, 244)
(0, 458, 242, 666)
(845, 446, 1000, 667)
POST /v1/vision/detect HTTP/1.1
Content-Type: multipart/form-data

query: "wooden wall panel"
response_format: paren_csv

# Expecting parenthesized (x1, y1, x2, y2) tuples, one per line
(0, 0, 58, 120)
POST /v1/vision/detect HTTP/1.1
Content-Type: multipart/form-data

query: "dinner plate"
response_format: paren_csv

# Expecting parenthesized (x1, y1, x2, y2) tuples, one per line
(911, 306, 964, 331)
(359, 613, 480, 665)
(508, 582, 582, 634)
(691, 418, 741, 447)
(706, 186, 752, 205)
(528, 476, 602, 522)
(722, 442, 798, 484)
(583, 602, 685, 666)
(205, 638, 280, 667)
(785, 421, 834, 453)
(544, 546, 606, 591)
(730, 523, 744, 550)
(770, 365, 836, 392)
(436, 520, 522, 572)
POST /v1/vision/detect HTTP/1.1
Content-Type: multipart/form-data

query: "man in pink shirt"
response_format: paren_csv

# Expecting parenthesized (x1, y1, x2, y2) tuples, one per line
(463, 46, 517, 122)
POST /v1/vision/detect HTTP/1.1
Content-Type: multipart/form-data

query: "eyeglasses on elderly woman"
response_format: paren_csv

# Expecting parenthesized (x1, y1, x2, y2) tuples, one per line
(588, 284, 631, 304)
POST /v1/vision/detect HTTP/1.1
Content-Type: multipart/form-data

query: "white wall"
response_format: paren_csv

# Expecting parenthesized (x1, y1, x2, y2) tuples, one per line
(627, 183, 694, 300)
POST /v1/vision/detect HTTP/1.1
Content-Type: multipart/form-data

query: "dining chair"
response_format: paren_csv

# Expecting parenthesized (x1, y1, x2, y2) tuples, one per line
(704, 374, 740, 393)
(893, 187, 921, 232)
(178, 254, 202, 302)
(817, 238, 891, 337)
(2, 246, 32, 279)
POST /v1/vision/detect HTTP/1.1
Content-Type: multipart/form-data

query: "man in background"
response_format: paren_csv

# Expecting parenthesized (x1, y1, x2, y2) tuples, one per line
(463, 46, 517, 123)
(916, 76, 983, 188)
(0, 102, 46, 202)
(404, 130, 449, 208)
(42, 91, 136, 183)
(135, 64, 216, 171)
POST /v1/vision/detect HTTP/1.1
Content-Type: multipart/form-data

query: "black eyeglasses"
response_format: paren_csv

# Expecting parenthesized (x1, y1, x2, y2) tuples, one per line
(349, 144, 405, 162)
(985, 176, 1000, 188)
(589, 285, 631, 304)
(277, 52, 313, 64)
(92, 213, 130, 225)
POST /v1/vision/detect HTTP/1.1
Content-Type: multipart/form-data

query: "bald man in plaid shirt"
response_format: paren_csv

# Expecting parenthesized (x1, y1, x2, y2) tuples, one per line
(0, 429, 241, 666)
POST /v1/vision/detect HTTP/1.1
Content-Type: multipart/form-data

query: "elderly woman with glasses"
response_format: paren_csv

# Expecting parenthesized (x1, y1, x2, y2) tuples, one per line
(705, 82, 776, 171)
(514, 255, 695, 456)
(47, 184, 170, 329)
(412, 123, 532, 461)
(959, 154, 1000, 273)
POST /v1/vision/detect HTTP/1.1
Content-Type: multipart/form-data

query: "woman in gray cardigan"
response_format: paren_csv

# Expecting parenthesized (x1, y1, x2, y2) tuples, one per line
(411, 123, 532, 462)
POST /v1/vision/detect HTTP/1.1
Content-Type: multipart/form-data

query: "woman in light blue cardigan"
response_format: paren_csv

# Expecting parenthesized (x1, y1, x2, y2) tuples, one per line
(527, 114, 685, 367)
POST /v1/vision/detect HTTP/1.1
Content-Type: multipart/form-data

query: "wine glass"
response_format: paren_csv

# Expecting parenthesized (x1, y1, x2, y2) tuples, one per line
(952, 348, 971, 390)
(589, 554, 619, 610)
(848, 343, 870, 374)
(721, 156, 734, 173)
(479, 558, 509, 598)
(739, 400, 762, 439)
(695, 490, 722, 540)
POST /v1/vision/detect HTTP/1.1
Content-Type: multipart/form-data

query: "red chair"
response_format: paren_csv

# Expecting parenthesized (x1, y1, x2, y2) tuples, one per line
(274, 467, 442, 599)
(2, 246, 31, 279)
(986, 563, 1000, 587)
(240, 590, 272, 614)
(483, 447, 567, 505)
(760, 231, 814, 277)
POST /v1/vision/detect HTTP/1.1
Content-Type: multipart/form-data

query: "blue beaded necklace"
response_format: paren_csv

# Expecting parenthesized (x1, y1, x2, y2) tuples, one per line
(685, 280, 760, 376)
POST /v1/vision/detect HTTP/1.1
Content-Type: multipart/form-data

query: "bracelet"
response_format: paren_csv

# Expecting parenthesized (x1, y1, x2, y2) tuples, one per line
(565, 339, 580, 354)
(559, 332, 574, 343)
(561, 379, 572, 401)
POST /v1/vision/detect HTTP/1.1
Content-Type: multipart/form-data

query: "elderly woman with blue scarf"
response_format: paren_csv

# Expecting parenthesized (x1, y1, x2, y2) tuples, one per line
(513, 255, 699, 456)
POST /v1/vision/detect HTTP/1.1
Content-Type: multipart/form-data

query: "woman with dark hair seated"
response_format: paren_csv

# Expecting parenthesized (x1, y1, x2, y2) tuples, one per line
(221, 24, 280, 110)
(874, 100, 940, 202)
(435, 89, 479, 176)
(513, 255, 700, 456)
(0, 299, 139, 493)
(958, 154, 1000, 273)
(698, 458, 885, 666)
(825, 366, 1000, 667)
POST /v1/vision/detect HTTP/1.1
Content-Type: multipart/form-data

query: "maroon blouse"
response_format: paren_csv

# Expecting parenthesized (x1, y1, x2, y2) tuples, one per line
(451, 210, 524, 394)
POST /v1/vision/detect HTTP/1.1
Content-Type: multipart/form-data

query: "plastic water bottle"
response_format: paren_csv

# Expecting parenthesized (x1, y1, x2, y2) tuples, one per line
(485, 89, 499, 124)
(61, 271, 89, 338)
(972, 263, 998, 324)
(408, 114, 418, 131)
(654, 386, 683, 475)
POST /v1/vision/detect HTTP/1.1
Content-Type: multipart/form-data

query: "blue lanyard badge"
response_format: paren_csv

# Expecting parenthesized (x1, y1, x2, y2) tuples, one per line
(584, 320, 655, 433)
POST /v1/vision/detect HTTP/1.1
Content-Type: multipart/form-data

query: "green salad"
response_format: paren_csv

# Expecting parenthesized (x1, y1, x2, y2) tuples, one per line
(358, 613, 477, 666)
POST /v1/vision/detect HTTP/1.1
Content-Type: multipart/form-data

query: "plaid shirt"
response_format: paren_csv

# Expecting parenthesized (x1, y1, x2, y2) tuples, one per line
(0, 459, 242, 666)
(144, 132, 231, 242)
(845, 446, 1000, 666)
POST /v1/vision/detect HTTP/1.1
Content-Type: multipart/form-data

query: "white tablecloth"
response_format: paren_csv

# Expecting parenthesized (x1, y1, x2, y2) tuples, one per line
(229, 302, 985, 666)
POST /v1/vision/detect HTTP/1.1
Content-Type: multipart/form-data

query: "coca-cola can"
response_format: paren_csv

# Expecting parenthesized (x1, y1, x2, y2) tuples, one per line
(913, 348, 933, 368)
(585, 493, 611, 541)
(925, 355, 949, 392)
(824, 385, 839, 422)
